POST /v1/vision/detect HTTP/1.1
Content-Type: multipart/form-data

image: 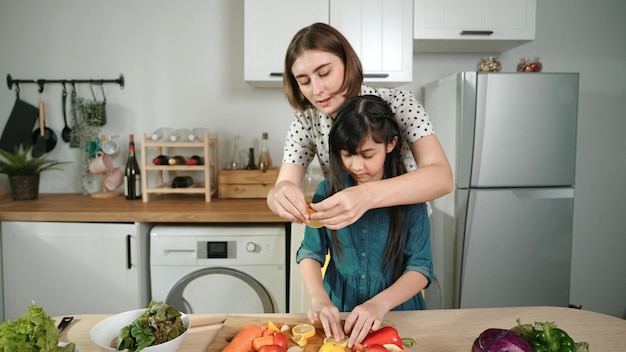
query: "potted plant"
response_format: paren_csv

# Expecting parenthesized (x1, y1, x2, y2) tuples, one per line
(0, 147, 69, 200)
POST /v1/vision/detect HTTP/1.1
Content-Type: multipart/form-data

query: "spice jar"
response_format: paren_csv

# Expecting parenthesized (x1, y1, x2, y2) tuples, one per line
(477, 56, 502, 72)
(517, 57, 543, 72)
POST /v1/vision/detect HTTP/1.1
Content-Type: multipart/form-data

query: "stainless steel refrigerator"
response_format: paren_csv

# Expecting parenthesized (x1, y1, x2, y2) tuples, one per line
(423, 72, 579, 309)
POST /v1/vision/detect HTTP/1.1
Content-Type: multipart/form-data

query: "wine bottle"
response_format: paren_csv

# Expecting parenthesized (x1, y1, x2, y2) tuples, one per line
(124, 134, 141, 200)
(168, 155, 187, 165)
(246, 147, 256, 170)
(258, 132, 272, 172)
(189, 127, 209, 142)
(187, 155, 204, 165)
(152, 155, 169, 165)
(150, 127, 174, 141)
(169, 128, 192, 142)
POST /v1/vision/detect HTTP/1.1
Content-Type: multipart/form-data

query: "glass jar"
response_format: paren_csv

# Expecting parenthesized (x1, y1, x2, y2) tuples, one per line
(477, 56, 502, 72)
(517, 57, 543, 72)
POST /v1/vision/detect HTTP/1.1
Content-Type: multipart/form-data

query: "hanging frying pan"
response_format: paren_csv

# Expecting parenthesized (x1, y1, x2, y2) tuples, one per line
(31, 100, 57, 157)
(0, 86, 39, 153)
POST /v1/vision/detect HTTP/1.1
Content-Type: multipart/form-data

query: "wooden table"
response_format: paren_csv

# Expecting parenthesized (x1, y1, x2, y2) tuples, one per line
(57, 307, 626, 351)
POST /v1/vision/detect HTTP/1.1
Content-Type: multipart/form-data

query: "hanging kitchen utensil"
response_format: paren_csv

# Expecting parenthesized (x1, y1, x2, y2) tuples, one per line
(61, 83, 72, 143)
(31, 100, 57, 157)
(0, 85, 39, 152)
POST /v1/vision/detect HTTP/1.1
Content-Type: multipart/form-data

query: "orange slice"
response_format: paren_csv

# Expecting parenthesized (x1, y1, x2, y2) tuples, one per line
(291, 323, 316, 339)
(323, 336, 349, 347)
(267, 320, 280, 332)
(307, 208, 323, 228)
(291, 334, 308, 347)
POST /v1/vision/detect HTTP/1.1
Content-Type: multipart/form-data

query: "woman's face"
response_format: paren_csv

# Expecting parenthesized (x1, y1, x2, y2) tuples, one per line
(340, 135, 397, 184)
(291, 49, 347, 117)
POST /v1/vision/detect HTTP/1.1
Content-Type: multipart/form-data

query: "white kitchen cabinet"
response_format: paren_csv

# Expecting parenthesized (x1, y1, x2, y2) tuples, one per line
(244, 0, 412, 88)
(330, 0, 413, 85)
(1, 221, 151, 320)
(244, 0, 329, 87)
(413, 0, 536, 53)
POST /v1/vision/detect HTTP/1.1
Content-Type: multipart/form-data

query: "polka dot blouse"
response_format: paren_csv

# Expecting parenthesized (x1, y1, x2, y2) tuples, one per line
(282, 84, 434, 178)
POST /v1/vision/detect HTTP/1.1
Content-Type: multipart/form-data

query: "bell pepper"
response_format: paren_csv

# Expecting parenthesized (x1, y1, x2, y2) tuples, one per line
(527, 323, 576, 352)
(362, 326, 403, 349)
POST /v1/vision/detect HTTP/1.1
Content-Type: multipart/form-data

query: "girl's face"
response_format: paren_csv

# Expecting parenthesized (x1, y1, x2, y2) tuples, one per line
(291, 49, 347, 117)
(340, 135, 397, 184)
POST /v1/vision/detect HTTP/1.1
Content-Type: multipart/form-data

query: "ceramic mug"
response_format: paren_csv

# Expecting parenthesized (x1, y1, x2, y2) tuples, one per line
(101, 137, 119, 156)
(89, 152, 114, 174)
(105, 167, 124, 191)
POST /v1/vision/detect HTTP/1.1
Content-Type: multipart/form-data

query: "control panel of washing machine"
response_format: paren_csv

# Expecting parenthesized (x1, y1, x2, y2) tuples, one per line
(196, 241, 237, 259)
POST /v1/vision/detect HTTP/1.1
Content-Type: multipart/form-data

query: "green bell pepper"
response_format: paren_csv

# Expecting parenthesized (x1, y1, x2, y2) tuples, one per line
(528, 323, 575, 352)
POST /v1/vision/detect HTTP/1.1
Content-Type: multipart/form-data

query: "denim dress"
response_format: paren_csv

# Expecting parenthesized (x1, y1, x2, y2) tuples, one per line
(296, 174, 433, 312)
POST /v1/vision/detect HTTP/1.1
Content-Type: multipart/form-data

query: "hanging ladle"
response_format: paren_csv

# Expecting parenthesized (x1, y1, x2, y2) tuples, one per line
(61, 83, 72, 143)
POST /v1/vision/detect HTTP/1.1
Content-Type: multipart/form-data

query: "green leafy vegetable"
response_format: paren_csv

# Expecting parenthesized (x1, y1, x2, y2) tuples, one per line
(511, 319, 590, 352)
(0, 302, 60, 352)
(116, 301, 186, 352)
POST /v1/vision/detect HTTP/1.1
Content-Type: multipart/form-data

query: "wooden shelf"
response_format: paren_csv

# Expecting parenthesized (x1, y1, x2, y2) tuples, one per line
(140, 133, 218, 202)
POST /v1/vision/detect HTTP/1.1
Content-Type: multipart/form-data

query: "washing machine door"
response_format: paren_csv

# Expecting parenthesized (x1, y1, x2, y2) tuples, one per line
(165, 267, 275, 314)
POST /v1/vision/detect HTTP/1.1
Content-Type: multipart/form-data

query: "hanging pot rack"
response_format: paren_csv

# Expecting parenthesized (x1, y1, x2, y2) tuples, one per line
(6, 73, 124, 93)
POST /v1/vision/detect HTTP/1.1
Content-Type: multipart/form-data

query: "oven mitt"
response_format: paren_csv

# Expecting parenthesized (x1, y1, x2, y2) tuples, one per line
(0, 98, 39, 153)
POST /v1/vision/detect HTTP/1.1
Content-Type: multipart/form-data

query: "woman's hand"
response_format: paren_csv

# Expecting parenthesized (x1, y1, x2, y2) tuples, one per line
(308, 184, 372, 230)
(267, 163, 309, 223)
(343, 301, 387, 348)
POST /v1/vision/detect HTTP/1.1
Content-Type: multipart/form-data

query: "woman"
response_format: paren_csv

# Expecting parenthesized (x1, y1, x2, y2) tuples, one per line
(267, 22, 453, 230)
(297, 95, 432, 347)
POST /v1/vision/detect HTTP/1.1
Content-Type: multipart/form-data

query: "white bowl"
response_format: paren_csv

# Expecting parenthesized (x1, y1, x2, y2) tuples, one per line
(89, 308, 189, 352)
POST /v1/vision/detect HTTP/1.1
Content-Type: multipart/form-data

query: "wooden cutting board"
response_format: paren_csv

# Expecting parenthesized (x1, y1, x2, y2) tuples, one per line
(206, 315, 328, 352)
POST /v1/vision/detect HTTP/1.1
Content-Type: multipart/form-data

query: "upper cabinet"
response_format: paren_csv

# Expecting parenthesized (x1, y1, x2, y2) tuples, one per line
(330, 0, 413, 86)
(244, 0, 329, 88)
(244, 0, 413, 88)
(413, 0, 536, 53)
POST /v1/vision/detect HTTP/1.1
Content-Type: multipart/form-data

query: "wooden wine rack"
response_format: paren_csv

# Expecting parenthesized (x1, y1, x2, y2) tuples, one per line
(140, 133, 219, 202)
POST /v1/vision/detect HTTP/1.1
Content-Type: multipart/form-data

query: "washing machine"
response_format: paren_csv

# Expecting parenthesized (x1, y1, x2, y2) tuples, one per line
(150, 224, 287, 314)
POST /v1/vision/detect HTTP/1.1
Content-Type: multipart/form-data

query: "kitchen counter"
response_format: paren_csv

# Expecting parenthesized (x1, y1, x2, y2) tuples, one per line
(0, 193, 283, 223)
(57, 307, 626, 351)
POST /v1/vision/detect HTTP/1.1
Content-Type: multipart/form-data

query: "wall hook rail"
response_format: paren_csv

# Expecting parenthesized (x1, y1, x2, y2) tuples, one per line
(6, 73, 125, 93)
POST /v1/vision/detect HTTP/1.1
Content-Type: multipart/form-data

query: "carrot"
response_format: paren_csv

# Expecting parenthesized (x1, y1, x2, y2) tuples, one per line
(222, 324, 263, 352)
(251, 335, 275, 351)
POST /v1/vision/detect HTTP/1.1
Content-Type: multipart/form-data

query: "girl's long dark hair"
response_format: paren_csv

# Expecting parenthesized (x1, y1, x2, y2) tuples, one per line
(328, 95, 408, 281)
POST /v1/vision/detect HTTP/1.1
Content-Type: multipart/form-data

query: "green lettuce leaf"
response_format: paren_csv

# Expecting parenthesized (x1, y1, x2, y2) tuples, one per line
(116, 301, 185, 352)
(0, 302, 60, 352)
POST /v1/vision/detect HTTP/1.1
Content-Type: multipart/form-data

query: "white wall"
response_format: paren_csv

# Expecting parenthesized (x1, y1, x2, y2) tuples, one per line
(1, 1, 625, 318)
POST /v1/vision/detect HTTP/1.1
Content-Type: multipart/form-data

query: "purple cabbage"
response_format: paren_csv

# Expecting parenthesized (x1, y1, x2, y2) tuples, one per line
(472, 328, 533, 352)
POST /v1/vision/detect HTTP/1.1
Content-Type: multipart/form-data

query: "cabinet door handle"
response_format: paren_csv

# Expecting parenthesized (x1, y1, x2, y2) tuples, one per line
(269, 72, 283, 77)
(364, 73, 390, 78)
(460, 30, 494, 36)
(126, 234, 132, 269)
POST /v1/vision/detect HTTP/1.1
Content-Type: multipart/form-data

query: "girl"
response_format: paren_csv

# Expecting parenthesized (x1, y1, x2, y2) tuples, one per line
(267, 22, 453, 229)
(296, 95, 433, 348)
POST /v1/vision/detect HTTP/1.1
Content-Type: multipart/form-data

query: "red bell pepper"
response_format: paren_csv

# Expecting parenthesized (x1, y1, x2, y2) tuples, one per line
(362, 326, 403, 349)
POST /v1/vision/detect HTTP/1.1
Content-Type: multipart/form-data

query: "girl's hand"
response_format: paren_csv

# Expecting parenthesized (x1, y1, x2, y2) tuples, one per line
(343, 301, 387, 347)
(308, 304, 345, 342)
(309, 185, 370, 230)
(267, 180, 310, 223)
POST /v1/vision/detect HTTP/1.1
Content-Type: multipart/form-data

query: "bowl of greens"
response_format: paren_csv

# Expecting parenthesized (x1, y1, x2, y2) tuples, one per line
(89, 301, 189, 352)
